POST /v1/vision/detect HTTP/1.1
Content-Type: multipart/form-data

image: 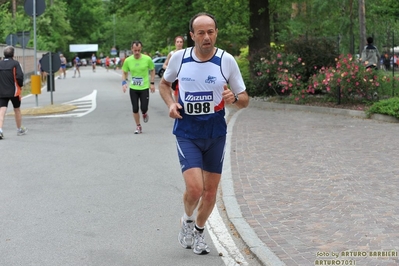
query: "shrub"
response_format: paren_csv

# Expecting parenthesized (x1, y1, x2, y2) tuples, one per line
(252, 50, 308, 97)
(309, 54, 399, 104)
(366, 97, 399, 118)
(284, 36, 339, 80)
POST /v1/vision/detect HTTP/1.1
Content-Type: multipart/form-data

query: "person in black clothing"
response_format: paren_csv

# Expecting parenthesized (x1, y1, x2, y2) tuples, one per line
(0, 46, 27, 139)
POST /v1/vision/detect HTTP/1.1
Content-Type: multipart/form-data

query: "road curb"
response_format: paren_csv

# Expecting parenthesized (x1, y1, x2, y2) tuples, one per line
(222, 108, 286, 266)
(249, 99, 399, 123)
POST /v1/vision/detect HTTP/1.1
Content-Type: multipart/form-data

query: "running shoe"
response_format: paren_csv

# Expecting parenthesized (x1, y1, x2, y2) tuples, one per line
(17, 127, 28, 136)
(178, 218, 195, 249)
(134, 125, 142, 134)
(193, 229, 210, 255)
(0, 131, 3, 139)
(143, 113, 149, 123)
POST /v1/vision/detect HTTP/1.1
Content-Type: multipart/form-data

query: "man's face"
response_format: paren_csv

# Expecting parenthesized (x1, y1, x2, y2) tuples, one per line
(132, 44, 142, 58)
(190, 15, 218, 53)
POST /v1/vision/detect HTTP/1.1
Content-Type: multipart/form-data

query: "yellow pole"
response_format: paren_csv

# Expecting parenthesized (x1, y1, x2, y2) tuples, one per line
(31, 74, 41, 94)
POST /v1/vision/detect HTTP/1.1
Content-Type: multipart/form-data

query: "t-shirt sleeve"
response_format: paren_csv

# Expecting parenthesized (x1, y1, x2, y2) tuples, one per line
(163, 50, 183, 83)
(222, 53, 246, 94)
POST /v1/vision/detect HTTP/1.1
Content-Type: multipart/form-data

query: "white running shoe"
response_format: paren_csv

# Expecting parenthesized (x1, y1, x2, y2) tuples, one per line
(134, 125, 142, 134)
(193, 229, 210, 255)
(143, 113, 149, 123)
(178, 217, 195, 249)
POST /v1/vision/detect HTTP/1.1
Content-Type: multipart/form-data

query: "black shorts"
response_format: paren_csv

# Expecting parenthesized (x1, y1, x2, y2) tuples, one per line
(0, 96, 21, 108)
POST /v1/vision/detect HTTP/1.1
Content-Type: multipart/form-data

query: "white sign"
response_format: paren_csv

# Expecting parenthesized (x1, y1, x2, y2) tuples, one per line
(69, 44, 98, 52)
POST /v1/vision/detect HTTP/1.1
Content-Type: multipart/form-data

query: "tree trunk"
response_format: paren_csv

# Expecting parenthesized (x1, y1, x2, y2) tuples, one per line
(248, 0, 270, 72)
(358, 0, 366, 54)
(349, 0, 355, 54)
(12, 0, 16, 19)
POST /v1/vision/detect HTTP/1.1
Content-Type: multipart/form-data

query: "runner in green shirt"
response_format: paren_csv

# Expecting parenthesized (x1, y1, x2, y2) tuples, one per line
(122, 41, 155, 134)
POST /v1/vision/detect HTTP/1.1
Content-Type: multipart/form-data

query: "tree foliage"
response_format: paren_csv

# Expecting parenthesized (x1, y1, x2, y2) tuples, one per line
(0, 0, 398, 63)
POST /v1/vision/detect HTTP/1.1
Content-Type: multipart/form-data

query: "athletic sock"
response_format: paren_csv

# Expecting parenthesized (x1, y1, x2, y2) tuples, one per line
(183, 213, 194, 222)
(195, 224, 204, 232)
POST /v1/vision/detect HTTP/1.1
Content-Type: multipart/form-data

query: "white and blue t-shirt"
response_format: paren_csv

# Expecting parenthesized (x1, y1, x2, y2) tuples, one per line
(164, 47, 246, 139)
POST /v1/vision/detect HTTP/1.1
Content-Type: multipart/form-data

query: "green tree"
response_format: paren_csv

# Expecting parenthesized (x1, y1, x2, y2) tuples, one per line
(35, 0, 73, 52)
(64, 0, 107, 44)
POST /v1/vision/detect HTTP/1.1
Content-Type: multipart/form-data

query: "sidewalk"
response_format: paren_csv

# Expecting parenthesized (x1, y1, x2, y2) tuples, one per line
(223, 100, 399, 266)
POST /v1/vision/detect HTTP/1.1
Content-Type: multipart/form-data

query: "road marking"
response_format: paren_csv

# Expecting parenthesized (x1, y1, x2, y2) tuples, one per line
(207, 207, 248, 265)
(32, 90, 97, 118)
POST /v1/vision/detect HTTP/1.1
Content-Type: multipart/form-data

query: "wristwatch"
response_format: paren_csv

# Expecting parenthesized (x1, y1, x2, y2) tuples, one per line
(233, 94, 239, 104)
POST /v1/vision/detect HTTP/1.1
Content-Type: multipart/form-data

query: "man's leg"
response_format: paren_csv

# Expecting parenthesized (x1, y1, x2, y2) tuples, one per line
(182, 168, 221, 223)
(182, 168, 204, 217)
(0, 106, 7, 130)
(195, 170, 221, 227)
(177, 167, 202, 249)
(133, 112, 140, 126)
(139, 89, 150, 123)
(183, 169, 220, 255)
(130, 89, 142, 133)
(14, 107, 22, 129)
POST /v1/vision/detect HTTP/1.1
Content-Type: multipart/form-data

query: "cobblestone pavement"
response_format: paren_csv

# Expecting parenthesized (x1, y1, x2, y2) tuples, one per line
(229, 103, 399, 266)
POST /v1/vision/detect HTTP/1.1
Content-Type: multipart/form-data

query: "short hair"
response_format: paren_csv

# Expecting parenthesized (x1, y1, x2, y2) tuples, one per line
(189, 12, 218, 33)
(367, 37, 373, 44)
(4, 46, 14, 58)
(131, 40, 142, 48)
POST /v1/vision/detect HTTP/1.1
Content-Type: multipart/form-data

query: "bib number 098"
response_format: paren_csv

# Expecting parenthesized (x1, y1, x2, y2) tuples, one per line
(186, 102, 211, 114)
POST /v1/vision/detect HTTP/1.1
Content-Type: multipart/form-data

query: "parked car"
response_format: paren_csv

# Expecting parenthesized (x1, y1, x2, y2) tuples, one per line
(152, 56, 167, 77)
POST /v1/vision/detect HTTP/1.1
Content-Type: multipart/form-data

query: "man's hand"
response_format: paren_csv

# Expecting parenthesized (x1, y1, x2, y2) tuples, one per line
(222, 84, 235, 104)
(168, 102, 183, 119)
(122, 80, 128, 93)
(150, 84, 155, 93)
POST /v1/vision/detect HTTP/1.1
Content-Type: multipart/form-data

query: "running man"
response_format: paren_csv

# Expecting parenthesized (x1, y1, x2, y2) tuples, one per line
(121, 40, 155, 134)
(159, 12, 249, 255)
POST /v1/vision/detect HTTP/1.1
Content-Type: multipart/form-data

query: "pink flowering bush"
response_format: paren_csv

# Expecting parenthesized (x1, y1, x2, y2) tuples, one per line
(309, 54, 398, 103)
(253, 51, 308, 97)
(251, 50, 399, 106)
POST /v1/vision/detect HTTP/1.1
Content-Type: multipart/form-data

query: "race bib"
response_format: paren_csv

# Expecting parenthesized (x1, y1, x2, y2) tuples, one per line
(184, 91, 215, 115)
(131, 77, 144, 86)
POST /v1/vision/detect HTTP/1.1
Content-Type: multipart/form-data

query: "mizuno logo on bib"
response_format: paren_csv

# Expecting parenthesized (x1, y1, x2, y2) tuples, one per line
(184, 91, 215, 115)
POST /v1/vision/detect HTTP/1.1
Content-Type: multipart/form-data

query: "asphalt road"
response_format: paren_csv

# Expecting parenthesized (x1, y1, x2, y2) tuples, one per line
(1, 67, 260, 266)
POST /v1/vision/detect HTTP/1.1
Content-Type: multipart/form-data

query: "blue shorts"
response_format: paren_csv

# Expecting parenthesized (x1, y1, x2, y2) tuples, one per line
(176, 136, 226, 174)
